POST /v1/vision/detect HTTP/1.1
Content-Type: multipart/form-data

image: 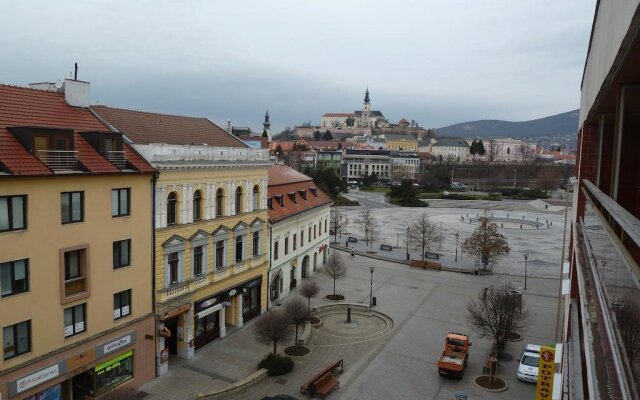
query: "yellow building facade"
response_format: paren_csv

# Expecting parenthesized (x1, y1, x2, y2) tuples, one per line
(1, 82, 157, 400)
(385, 135, 418, 151)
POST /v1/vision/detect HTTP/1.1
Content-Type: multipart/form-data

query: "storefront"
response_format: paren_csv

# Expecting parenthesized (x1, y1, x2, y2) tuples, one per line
(3, 320, 156, 400)
(193, 276, 262, 350)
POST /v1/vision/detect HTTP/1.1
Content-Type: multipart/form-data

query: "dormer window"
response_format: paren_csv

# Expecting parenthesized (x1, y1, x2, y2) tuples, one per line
(267, 198, 273, 210)
(274, 194, 284, 207)
(309, 187, 317, 197)
(299, 190, 307, 200)
(9, 127, 77, 171)
(80, 131, 127, 169)
(288, 192, 296, 203)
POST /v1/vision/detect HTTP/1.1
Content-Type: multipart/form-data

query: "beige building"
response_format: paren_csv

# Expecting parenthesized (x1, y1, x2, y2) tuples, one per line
(92, 106, 272, 376)
(0, 82, 157, 399)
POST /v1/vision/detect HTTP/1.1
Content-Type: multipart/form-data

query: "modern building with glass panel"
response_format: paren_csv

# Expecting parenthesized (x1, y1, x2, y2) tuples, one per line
(92, 106, 271, 375)
(561, 2, 640, 398)
(0, 82, 157, 399)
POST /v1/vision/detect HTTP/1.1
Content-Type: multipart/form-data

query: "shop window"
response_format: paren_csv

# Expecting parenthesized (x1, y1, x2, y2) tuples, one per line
(90, 350, 134, 396)
(113, 289, 131, 320)
(113, 239, 131, 269)
(0, 259, 29, 297)
(61, 191, 84, 224)
(64, 303, 86, 337)
(0, 195, 27, 232)
(242, 286, 260, 315)
(2, 320, 30, 360)
(111, 188, 130, 217)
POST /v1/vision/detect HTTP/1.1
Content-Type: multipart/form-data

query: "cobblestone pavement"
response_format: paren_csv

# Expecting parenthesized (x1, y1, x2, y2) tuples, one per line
(141, 244, 560, 400)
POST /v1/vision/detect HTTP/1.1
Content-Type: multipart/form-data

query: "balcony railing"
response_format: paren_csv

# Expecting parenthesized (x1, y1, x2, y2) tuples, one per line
(65, 276, 86, 296)
(215, 267, 228, 278)
(37, 150, 78, 171)
(166, 282, 189, 297)
(107, 150, 127, 168)
(234, 261, 246, 273)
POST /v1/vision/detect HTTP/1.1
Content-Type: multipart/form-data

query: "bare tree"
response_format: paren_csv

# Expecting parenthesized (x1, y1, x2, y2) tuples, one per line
(467, 283, 528, 358)
(487, 139, 498, 162)
(324, 251, 347, 296)
(615, 296, 640, 369)
(409, 214, 442, 261)
(299, 281, 320, 314)
(355, 207, 380, 248)
(462, 216, 510, 271)
(537, 167, 562, 194)
(330, 209, 348, 244)
(284, 297, 311, 352)
(519, 142, 535, 163)
(254, 309, 293, 356)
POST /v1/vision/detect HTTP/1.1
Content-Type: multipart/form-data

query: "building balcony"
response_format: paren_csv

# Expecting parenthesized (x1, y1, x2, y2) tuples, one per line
(572, 179, 640, 399)
(107, 150, 127, 168)
(233, 261, 246, 273)
(166, 281, 189, 298)
(37, 150, 78, 171)
(64, 276, 86, 296)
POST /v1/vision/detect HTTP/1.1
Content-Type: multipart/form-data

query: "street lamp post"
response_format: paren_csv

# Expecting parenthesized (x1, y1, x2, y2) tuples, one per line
(524, 253, 529, 290)
(406, 227, 410, 261)
(369, 266, 375, 307)
(454, 233, 459, 262)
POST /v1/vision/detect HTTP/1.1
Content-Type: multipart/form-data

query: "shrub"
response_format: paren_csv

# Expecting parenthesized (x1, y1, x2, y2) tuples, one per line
(258, 353, 294, 376)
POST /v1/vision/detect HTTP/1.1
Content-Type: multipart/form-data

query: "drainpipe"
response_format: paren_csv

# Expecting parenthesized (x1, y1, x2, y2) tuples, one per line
(267, 225, 272, 311)
(151, 171, 159, 376)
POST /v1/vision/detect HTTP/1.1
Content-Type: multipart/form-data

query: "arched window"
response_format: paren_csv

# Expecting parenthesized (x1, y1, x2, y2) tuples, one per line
(167, 192, 178, 225)
(235, 187, 243, 215)
(193, 190, 202, 221)
(507, 147, 511, 155)
(252, 185, 260, 211)
(216, 189, 224, 217)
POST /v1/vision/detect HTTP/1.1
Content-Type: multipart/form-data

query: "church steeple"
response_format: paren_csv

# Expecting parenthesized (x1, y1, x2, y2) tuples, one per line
(263, 110, 271, 130)
(364, 87, 370, 103)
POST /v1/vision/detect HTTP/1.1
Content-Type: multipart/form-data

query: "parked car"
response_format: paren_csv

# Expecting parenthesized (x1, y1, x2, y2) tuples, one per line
(517, 344, 541, 382)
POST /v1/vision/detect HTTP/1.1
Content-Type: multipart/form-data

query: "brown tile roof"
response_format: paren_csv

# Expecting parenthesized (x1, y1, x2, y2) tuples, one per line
(0, 84, 154, 176)
(91, 105, 247, 148)
(267, 165, 332, 223)
(322, 113, 355, 117)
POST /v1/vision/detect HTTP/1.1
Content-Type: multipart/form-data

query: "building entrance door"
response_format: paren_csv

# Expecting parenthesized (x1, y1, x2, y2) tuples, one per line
(165, 317, 178, 355)
(195, 312, 219, 350)
(72, 372, 88, 399)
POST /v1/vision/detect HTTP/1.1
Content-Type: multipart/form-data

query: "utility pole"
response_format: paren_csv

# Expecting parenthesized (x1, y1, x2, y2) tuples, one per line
(513, 169, 517, 188)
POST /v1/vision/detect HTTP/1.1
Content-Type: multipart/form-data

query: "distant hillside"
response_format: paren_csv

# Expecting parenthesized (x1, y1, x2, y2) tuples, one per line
(436, 110, 579, 139)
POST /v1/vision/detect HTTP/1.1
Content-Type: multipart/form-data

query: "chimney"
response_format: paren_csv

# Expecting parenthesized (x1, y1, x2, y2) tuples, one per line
(227, 120, 232, 135)
(62, 78, 90, 108)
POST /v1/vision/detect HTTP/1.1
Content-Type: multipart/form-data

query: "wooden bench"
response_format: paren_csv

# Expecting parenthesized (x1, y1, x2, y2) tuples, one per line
(301, 360, 344, 397)
(409, 260, 442, 271)
(380, 244, 393, 251)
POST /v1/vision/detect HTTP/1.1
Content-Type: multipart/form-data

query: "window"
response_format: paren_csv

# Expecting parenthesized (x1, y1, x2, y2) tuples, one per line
(293, 234, 297, 251)
(61, 191, 84, 224)
(113, 290, 131, 320)
(64, 304, 86, 337)
(168, 252, 180, 285)
(193, 245, 204, 276)
(65, 250, 82, 280)
(216, 189, 224, 217)
(3, 320, 30, 360)
(300, 230, 304, 247)
(235, 235, 244, 263)
(253, 185, 260, 211)
(1, 259, 29, 297)
(324, 220, 327, 234)
(274, 241, 279, 260)
(0, 195, 27, 232)
(285, 237, 289, 255)
(193, 190, 203, 221)
(235, 187, 243, 214)
(113, 240, 131, 269)
(167, 192, 177, 225)
(314, 225, 317, 239)
(252, 231, 260, 256)
(308, 227, 312, 243)
(111, 188, 130, 217)
(215, 240, 225, 269)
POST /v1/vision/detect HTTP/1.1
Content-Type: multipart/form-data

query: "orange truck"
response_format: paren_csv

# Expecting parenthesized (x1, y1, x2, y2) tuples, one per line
(437, 332, 471, 378)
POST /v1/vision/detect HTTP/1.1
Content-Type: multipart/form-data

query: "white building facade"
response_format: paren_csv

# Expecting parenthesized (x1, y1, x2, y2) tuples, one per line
(430, 138, 470, 162)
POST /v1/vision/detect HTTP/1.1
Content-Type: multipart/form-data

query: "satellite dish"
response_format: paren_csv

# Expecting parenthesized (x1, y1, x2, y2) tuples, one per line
(54, 79, 63, 89)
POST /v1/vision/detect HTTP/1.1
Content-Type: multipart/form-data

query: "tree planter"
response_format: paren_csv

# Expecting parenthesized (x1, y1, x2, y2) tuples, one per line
(473, 375, 508, 392)
(284, 346, 311, 357)
(325, 294, 345, 301)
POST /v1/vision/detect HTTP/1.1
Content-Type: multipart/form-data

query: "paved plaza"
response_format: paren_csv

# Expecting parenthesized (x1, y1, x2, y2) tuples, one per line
(141, 192, 567, 399)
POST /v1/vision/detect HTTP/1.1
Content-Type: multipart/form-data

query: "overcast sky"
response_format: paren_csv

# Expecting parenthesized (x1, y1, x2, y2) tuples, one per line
(0, 0, 596, 132)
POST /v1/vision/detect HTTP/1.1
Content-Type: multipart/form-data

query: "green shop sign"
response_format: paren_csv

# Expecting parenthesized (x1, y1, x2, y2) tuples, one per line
(95, 350, 133, 375)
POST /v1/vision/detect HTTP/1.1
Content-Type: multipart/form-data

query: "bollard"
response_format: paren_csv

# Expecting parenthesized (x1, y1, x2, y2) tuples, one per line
(346, 307, 352, 323)
(520, 225, 522, 229)
(373, 296, 377, 306)
(501, 223, 503, 228)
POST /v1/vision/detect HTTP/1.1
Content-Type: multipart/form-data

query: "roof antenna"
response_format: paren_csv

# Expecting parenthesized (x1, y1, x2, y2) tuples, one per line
(74, 63, 78, 80)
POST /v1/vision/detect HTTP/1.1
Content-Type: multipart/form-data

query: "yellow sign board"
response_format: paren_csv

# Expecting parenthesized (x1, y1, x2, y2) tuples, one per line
(536, 346, 556, 400)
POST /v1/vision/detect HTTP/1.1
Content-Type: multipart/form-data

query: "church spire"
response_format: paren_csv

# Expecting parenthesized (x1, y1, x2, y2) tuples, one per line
(263, 110, 271, 130)
(364, 86, 370, 103)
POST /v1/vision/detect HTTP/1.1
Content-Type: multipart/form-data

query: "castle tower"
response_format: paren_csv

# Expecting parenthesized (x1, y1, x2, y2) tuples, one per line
(262, 110, 272, 141)
(362, 87, 371, 127)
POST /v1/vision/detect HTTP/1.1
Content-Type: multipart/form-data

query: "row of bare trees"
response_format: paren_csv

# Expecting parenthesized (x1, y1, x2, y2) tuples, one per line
(331, 208, 380, 251)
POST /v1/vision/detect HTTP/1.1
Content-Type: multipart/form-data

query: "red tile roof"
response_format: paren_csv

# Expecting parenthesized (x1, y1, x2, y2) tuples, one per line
(91, 105, 247, 148)
(0, 84, 154, 176)
(267, 165, 333, 223)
